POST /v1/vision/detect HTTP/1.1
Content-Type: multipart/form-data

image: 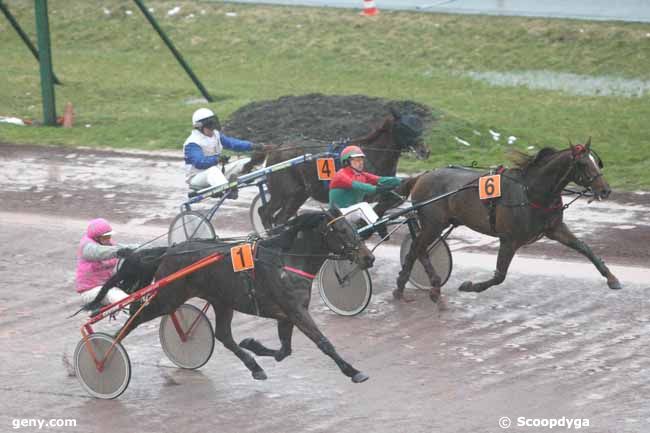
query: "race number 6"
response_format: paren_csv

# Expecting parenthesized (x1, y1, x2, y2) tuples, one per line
(231, 244, 254, 272)
(317, 158, 335, 180)
(478, 174, 502, 200)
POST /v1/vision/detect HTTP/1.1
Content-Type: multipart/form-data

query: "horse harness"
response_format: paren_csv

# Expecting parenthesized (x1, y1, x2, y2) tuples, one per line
(463, 146, 601, 234)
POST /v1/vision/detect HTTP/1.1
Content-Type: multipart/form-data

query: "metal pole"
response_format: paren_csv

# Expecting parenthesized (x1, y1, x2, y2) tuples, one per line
(0, 0, 61, 85)
(132, 0, 213, 102)
(34, 0, 57, 125)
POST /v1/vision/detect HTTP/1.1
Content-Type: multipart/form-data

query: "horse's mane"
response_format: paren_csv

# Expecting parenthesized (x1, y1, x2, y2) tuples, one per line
(508, 147, 560, 171)
(352, 115, 392, 146)
(263, 211, 327, 251)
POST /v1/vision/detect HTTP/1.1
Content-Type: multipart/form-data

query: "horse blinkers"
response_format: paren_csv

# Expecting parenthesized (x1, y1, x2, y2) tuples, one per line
(324, 214, 374, 269)
(393, 115, 423, 150)
(571, 145, 609, 198)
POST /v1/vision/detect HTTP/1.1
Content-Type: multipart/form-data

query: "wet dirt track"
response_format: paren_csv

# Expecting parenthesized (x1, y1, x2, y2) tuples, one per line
(1, 143, 650, 433)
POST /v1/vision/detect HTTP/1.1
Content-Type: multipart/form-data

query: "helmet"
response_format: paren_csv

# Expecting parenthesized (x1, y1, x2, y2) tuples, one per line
(86, 218, 114, 240)
(340, 145, 365, 164)
(192, 108, 221, 130)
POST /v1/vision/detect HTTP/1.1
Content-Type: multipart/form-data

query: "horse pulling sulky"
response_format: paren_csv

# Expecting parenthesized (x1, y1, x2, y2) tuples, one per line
(318, 139, 620, 315)
(75, 209, 374, 399)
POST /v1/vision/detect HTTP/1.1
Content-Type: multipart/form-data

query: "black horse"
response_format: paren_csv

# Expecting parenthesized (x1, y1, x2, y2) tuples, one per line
(254, 109, 431, 230)
(396, 139, 621, 302)
(86, 209, 375, 383)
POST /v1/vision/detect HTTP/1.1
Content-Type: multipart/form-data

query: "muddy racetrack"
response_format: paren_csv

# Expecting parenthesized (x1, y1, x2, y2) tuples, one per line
(1, 95, 650, 433)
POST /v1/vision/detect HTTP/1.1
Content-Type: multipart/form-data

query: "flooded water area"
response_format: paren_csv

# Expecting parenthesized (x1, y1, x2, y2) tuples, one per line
(465, 70, 650, 98)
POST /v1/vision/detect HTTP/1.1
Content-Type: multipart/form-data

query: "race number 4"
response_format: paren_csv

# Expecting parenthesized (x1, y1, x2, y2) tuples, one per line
(317, 158, 335, 180)
(231, 244, 254, 272)
(478, 174, 502, 200)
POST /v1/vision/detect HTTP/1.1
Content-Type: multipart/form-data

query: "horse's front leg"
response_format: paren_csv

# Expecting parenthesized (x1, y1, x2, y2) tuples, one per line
(417, 247, 443, 303)
(372, 192, 402, 219)
(545, 222, 622, 289)
(211, 302, 268, 380)
(459, 237, 519, 293)
(239, 319, 294, 362)
(396, 225, 440, 301)
(288, 307, 368, 383)
(274, 190, 308, 226)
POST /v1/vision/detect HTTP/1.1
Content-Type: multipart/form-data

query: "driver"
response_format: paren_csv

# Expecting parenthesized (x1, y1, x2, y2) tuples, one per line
(329, 145, 400, 233)
(184, 108, 272, 189)
(75, 218, 137, 306)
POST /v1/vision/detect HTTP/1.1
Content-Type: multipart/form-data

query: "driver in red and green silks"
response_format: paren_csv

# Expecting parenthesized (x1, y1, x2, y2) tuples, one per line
(329, 145, 401, 226)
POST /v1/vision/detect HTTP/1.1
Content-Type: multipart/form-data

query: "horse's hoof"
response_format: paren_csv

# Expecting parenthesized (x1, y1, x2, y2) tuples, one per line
(608, 279, 622, 290)
(252, 370, 268, 380)
(274, 350, 290, 362)
(393, 289, 415, 302)
(352, 372, 369, 383)
(429, 288, 440, 303)
(458, 281, 473, 292)
(239, 338, 254, 350)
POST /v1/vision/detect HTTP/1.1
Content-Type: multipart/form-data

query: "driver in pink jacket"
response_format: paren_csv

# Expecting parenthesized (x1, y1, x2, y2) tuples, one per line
(75, 218, 136, 306)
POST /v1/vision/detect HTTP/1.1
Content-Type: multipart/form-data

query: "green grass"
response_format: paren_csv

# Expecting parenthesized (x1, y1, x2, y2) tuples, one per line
(1, 0, 649, 188)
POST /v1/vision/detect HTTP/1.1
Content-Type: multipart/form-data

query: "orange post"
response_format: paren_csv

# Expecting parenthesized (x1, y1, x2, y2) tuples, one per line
(62, 101, 74, 128)
(360, 0, 379, 16)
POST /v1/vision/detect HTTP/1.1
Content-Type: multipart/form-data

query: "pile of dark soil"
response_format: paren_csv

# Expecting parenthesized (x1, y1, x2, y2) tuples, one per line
(224, 93, 434, 144)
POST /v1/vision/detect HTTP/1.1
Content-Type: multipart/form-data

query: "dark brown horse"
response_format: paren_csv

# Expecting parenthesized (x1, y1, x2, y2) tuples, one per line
(254, 109, 431, 230)
(86, 209, 375, 383)
(396, 138, 621, 302)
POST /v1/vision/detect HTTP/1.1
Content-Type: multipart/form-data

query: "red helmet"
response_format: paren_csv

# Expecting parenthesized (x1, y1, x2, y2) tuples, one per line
(340, 145, 365, 164)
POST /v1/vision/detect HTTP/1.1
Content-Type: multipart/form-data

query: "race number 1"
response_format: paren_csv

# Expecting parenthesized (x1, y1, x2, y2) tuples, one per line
(478, 174, 502, 200)
(317, 158, 335, 180)
(231, 244, 254, 272)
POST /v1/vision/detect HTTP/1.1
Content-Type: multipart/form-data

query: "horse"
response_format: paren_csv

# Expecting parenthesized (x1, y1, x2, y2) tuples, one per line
(395, 138, 621, 302)
(85, 209, 375, 383)
(253, 109, 431, 230)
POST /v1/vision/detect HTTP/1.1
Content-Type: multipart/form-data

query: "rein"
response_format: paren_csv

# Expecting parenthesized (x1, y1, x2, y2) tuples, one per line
(283, 266, 316, 280)
(451, 148, 598, 213)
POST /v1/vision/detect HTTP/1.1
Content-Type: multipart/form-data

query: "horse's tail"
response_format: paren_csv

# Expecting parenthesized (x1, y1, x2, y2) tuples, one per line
(81, 247, 169, 313)
(396, 173, 425, 198)
(81, 269, 125, 313)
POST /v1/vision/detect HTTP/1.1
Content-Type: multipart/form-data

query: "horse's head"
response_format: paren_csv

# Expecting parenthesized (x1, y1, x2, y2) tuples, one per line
(390, 108, 430, 160)
(570, 137, 611, 201)
(323, 208, 375, 269)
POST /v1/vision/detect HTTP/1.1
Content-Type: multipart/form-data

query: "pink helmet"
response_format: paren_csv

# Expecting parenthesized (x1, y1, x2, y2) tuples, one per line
(86, 218, 114, 240)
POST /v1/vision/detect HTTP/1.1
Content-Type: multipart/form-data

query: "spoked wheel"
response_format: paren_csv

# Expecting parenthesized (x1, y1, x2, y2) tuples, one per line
(74, 332, 131, 399)
(159, 303, 215, 369)
(399, 236, 453, 290)
(168, 210, 216, 245)
(318, 259, 372, 316)
(249, 190, 272, 235)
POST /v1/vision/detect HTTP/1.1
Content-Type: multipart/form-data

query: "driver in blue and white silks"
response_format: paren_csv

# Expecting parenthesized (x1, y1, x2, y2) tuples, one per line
(183, 108, 271, 189)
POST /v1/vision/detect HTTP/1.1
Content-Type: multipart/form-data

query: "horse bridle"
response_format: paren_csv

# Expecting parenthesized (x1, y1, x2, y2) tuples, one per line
(324, 215, 362, 259)
(550, 146, 603, 195)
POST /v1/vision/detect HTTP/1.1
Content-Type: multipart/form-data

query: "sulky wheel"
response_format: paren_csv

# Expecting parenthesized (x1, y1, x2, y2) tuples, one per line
(74, 332, 131, 399)
(317, 259, 372, 316)
(168, 210, 216, 246)
(399, 236, 453, 290)
(159, 303, 215, 369)
(249, 190, 273, 235)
